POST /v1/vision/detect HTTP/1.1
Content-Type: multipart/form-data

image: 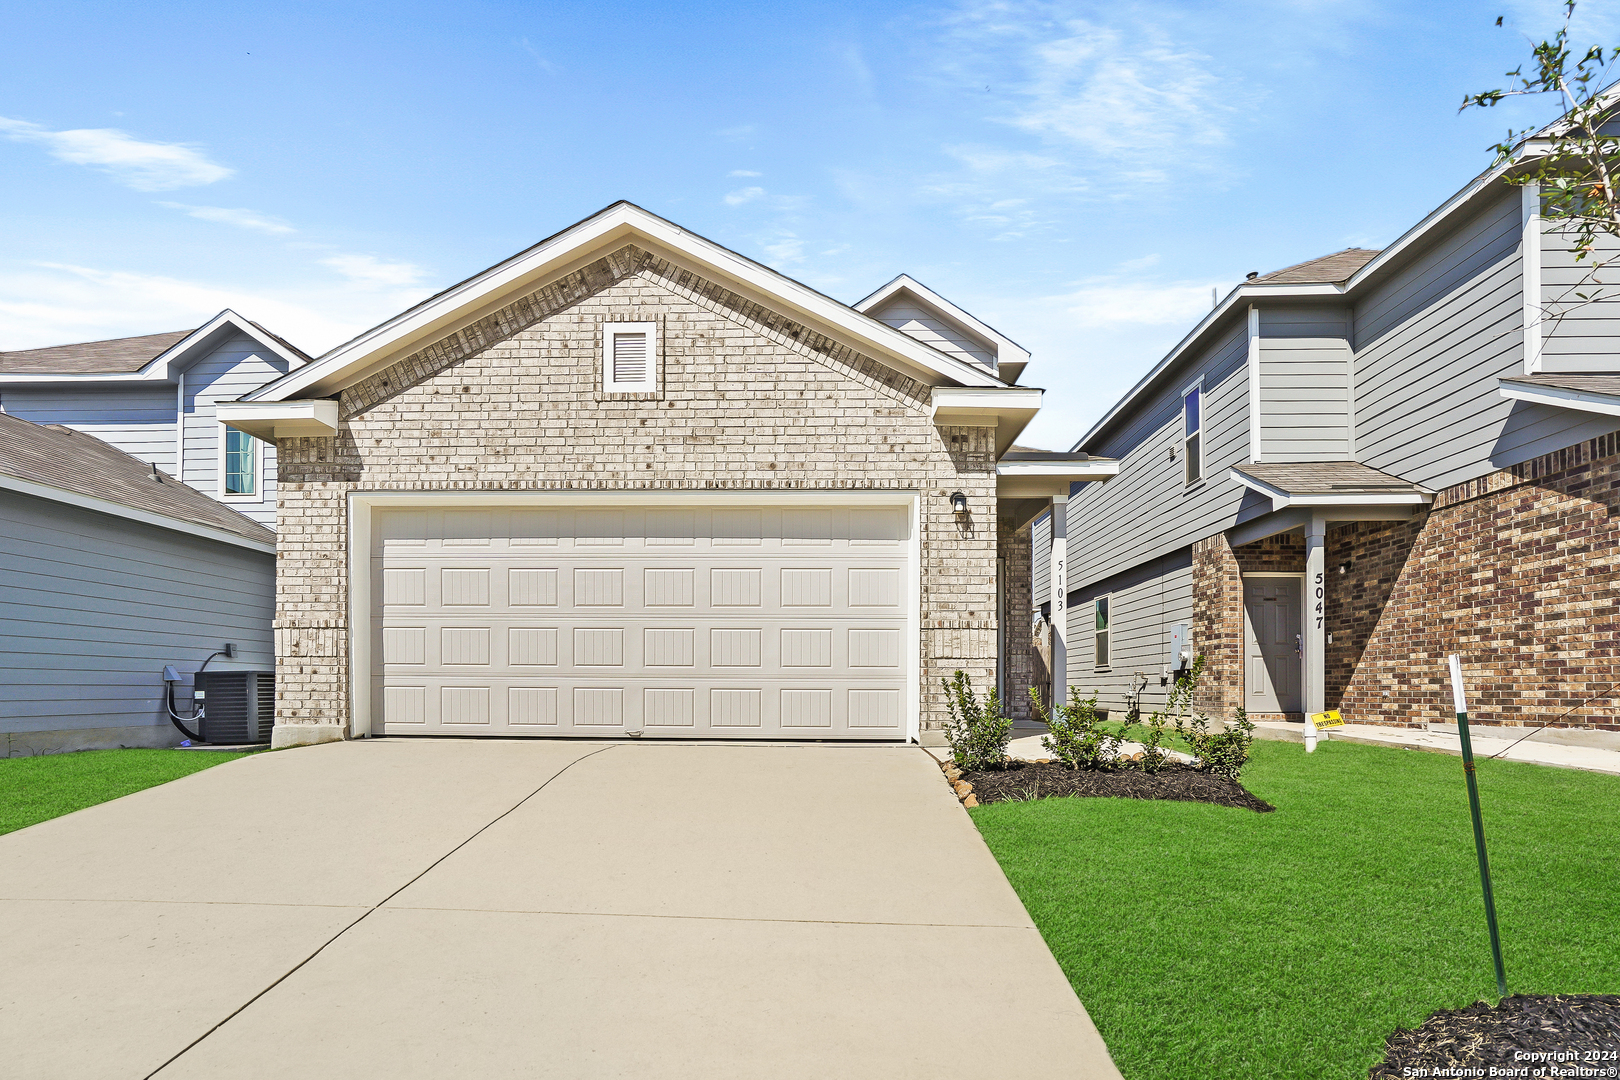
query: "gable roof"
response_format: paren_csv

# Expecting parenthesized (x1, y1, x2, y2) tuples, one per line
(0, 330, 194, 374)
(245, 202, 1006, 403)
(0, 412, 276, 552)
(0, 310, 311, 386)
(1251, 248, 1381, 285)
(853, 274, 1030, 381)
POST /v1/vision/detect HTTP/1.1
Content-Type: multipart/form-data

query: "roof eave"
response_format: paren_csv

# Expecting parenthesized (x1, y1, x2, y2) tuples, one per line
(249, 204, 1004, 403)
(0, 471, 276, 553)
(1499, 378, 1620, 417)
(0, 309, 307, 386)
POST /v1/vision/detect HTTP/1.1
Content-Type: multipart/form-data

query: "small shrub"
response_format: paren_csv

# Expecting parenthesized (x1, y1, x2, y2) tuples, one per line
(941, 671, 1013, 772)
(1032, 685, 1122, 770)
(1157, 654, 1257, 782)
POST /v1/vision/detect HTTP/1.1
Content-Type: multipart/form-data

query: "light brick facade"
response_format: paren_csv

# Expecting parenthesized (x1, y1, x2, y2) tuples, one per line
(273, 244, 1010, 739)
(1191, 433, 1620, 735)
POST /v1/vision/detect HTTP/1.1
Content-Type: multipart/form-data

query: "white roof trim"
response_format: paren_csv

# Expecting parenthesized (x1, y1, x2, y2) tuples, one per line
(853, 273, 1031, 366)
(930, 386, 1042, 457)
(248, 203, 1004, 403)
(217, 400, 340, 440)
(997, 457, 1119, 499)
(1226, 467, 1433, 510)
(0, 471, 277, 554)
(1499, 379, 1620, 417)
(0, 309, 307, 386)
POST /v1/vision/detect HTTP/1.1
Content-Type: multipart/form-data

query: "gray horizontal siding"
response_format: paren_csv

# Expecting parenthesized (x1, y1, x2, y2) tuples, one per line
(1032, 511, 1051, 613)
(1064, 550, 1193, 714)
(867, 298, 996, 370)
(1257, 306, 1351, 462)
(1067, 320, 1250, 591)
(1352, 188, 1546, 489)
(1, 489, 274, 741)
(1539, 229, 1620, 372)
(1, 387, 178, 472)
(181, 333, 287, 527)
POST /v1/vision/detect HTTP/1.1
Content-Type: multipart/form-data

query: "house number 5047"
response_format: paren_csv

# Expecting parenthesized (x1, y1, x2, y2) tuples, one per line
(1314, 571, 1324, 629)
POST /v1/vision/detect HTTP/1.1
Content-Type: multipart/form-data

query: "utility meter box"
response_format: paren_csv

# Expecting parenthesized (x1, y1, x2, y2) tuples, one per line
(1169, 623, 1191, 673)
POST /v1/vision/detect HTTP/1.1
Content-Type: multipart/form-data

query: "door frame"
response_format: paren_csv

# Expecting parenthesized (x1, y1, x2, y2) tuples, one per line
(1240, 572, 1305, 715)
(347, 489, 923, 742)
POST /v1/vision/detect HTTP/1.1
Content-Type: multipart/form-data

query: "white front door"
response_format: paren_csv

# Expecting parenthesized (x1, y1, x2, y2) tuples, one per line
(372, 503, 913, 739)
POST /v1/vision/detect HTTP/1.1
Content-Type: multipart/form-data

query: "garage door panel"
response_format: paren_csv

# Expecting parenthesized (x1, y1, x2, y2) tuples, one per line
(373, 505, 912, 739)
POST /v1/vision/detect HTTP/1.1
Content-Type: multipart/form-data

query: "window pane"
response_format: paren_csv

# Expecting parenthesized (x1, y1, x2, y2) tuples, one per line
(1184, 387, 1200, 435)
(1185, 433, 1201, 484)
(1096, 631, 1109, 668)
(225, 429, 256, 495)
(1095, 596, 1108, 631)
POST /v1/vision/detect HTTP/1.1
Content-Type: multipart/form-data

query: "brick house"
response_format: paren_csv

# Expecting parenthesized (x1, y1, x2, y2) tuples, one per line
(222, 203, 1113, 747)
(1033, 159, 1620, 747)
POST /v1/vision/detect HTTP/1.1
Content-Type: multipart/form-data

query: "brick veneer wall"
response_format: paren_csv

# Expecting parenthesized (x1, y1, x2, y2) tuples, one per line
(1189, 433, 1620, 732)
(1338, 434, 1620, 731)
(273, 244, 1002, 738)
(1192, 532, 1307, 722)
(999, 517, 1035, 719)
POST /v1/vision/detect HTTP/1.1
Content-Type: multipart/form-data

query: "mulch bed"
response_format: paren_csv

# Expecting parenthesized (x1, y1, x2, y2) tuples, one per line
(1370, 995, 1620, 1077)
(961, 760, 1275, 813)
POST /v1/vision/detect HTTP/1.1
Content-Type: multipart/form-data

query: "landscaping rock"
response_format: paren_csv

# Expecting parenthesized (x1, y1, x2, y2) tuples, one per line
(962, 794, 978, 808)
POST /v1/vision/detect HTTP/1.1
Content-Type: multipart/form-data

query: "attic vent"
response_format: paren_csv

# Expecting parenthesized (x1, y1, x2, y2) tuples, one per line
(612, 332, 648, 382)
(603, 322, 658, 393)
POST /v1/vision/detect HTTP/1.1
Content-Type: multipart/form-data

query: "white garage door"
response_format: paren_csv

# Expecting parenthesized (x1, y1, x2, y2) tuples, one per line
(371, 504, 913, 739)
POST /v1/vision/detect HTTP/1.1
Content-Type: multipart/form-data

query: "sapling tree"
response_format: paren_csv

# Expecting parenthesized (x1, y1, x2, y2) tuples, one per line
(1464, 1, 1620, 313)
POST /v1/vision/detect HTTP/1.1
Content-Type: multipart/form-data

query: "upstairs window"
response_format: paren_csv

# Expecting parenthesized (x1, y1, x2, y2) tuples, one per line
(1182, 382, 1203, 486)
(603, 322, 658, 393)
(224, 429, 257, 496)
(1094, 595, 1110, 668)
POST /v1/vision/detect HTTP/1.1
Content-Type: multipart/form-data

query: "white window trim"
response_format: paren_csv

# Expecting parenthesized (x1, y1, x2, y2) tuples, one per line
(219, 422, 264, 502)
(602, 321, 659, 393)
(1094, 593, 1111, 671)
(1181, 378, 1205, 488)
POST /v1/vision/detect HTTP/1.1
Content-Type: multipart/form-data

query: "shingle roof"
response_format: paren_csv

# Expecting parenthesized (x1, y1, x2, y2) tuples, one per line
(1501, 373, 1620, 397)
(0, 413, 276, 546)
(1231, 460, 1431, 496)
(1253, 248, 1381, 286)
(0, 329, 195, 374)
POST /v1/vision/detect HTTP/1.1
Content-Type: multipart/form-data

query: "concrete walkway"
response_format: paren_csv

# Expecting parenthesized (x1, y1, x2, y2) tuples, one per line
(0, 740, 1121, 1080)
(1252, 721, 1620, 776)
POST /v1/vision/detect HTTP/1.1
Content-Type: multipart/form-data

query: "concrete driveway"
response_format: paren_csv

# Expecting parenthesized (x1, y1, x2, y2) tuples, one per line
(0, 740, 1120, 1079)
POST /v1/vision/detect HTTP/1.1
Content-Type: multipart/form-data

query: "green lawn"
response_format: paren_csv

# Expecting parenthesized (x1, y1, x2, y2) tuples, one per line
(972, 738, 1620, 1079)
(0, 749, 258, 835)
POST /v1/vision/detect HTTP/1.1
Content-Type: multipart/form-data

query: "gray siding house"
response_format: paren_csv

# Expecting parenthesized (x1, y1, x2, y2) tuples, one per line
(0, 311, 310, 529)
(1, 413, 276, 754)
(1035, 158, 1620, 742)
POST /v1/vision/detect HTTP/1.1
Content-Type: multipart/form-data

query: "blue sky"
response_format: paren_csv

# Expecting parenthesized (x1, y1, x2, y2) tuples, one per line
(0, 0, 1608, 447)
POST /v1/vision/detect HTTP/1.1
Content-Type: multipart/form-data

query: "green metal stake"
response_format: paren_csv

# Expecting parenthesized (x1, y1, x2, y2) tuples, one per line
(1448, 654, 1507, 1000)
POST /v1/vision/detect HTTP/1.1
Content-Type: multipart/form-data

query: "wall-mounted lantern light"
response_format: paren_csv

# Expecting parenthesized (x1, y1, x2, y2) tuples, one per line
(950, 491, 968, 516)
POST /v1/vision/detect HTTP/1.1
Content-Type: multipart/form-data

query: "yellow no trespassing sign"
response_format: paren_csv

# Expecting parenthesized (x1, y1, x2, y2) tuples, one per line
(1310, 710, 1344, 729)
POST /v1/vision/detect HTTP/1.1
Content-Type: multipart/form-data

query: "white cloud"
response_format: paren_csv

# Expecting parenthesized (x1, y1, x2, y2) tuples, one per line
(1052, 278, 1223, 328)
(728, 169, 762, 177)
(936, 4, 1244, 193)
(0, 116, 232, 190)
(159, 202, 295, 235)
(724, 186, 766, 206)
(761, 233, 805, 265)
(319, 253, 427, 288)
(0, 263, 369, 354)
